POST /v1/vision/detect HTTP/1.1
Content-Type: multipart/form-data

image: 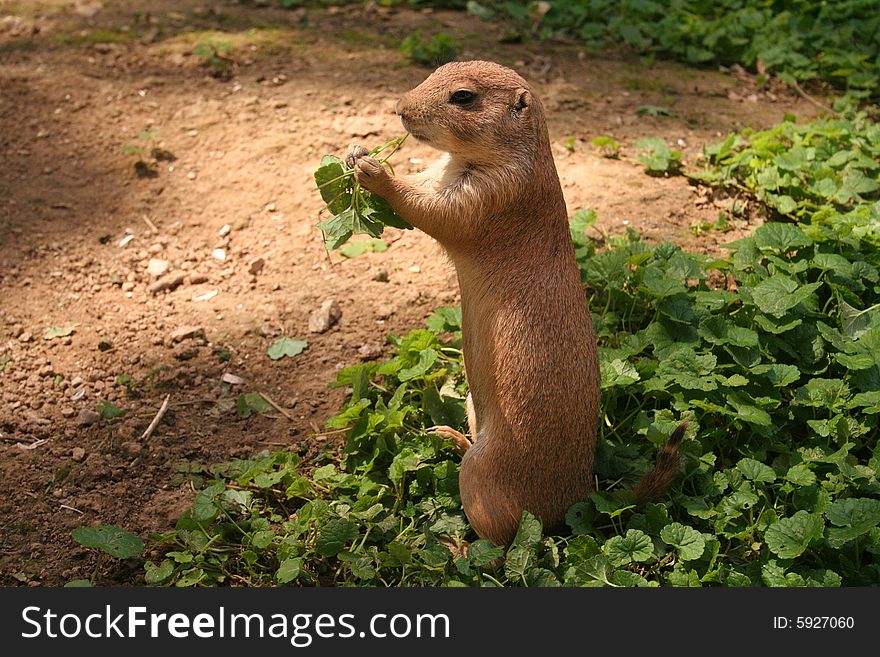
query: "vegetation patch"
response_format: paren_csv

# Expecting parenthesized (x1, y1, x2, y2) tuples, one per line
(130, 110, 880, 587)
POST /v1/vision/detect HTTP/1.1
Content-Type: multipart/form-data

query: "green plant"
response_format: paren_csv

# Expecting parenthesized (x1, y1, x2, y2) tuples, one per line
(71, 525, 144, 586)
(314, 136, 412, 249)
(193, 39, 235, 79)
(492, 0, 880, 101)
(634, 137, 682, 174)
(690, 111, 880, 222)
(637, 104, 674, 117)
(592, 135, 622, 158)
(145, 108, 880, 588)
(400, 31, 459, 67)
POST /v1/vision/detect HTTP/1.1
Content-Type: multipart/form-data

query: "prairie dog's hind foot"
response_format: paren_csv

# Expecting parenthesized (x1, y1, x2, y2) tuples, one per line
(427, 425, 472, 454)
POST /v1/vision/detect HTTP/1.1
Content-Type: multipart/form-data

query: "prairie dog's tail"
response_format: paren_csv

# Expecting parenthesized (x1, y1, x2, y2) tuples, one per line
(633, 422, 688, 505)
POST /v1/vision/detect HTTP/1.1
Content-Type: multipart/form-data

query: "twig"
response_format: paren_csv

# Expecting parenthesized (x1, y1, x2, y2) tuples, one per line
(258, 392, 294, 421)
(788, 78, 836, 115)
(140, 394, 170, 440)
(142, 215, 159, 233)
(59, 504, 84, 515)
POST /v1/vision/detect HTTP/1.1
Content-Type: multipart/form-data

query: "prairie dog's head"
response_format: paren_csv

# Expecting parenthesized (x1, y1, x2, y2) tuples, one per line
(396, 60, 547, 165)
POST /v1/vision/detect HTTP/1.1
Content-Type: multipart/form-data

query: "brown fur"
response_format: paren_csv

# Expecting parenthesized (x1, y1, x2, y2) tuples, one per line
(353, 60, 682, 545)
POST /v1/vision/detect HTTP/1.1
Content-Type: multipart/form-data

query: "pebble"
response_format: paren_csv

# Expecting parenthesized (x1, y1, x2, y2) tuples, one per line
(148, 273, 185, 294)
(170, 326, 206, 343)
(61, 407, 76, 418)
(76, 409, 101, 427)
(308, 298, 342, 333)
(372, 269, 389, 282)
(71, 447, 86, 462)
(221, 373, 243, 385)
(147, 258, 170, 277)
(173, 345, 199, 361)
(248, 258, 264, 276)
(358, 342, 384, 361)
(120, 441, 142, 458)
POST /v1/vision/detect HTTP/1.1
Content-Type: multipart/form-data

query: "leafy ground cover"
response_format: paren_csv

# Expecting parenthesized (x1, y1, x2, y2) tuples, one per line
(489, 0, 880, 101)
(125, 106, 880, 587)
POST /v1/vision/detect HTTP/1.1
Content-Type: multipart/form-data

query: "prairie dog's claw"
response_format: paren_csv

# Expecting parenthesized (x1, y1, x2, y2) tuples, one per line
(345, 144, 369, 169)
(353, 155, 388, 192)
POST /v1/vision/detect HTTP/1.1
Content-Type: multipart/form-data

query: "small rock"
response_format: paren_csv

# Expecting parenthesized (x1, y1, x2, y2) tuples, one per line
(71, 447, 86, 462)
(77, 409, 101, 427)
(372, 269, 389, 282)
(170, 326, 206, 343)
(248, 258, 265, 276)
(212, 248, 226, 261)
(188, 273, 210, 285)
(120, 441, 142, 458)
(408, 265, 421, 273)
(147, 258, 170, 277)
(308, 299, 342, 333)
(61, 407, 76, 418)
(173, 344, 199, 361)
(221, 373, 243, 385)
(218, 224, 231, 237)
(358, 342, 384, 361)
(19, 331, 33, 343)
(148, 273, 185, 294)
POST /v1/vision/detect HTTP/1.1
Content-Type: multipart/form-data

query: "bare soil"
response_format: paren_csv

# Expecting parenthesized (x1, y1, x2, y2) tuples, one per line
(0, 0, 821, 586)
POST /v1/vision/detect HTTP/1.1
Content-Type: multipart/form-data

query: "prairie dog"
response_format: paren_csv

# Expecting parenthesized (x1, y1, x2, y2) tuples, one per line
(352, 60, 682, 546)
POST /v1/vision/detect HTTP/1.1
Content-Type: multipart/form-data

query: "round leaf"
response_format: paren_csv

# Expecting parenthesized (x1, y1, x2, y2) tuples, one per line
(72, 525, 144, 559)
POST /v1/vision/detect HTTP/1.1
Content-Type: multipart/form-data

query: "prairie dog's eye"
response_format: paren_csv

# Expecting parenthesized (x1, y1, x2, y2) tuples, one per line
(449, 89, 477, 105)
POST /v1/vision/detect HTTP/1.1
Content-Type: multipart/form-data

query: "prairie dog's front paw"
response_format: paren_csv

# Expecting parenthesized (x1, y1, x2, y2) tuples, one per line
(345, 144, 369, 169)
(353, 155, 391, 193)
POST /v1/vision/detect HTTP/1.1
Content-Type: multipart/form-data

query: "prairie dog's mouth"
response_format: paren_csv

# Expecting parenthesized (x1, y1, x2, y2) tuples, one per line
(401, 117, 430, 144)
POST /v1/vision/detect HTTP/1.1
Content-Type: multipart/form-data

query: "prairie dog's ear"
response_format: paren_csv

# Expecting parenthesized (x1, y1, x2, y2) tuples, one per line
(513, 88, 531, 114)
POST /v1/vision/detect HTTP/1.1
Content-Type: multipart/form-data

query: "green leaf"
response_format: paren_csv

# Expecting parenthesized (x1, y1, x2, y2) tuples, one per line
(599, 358, 640, 388)
(736, 458, 777, 483)
(785, 464, 816, 486)
(339, 238, 388, 258)
(511, 511, 543, 550)
(565, 502, 594, 535)
(468, 540, 504, 566)
(43, 326, 74, 339)
(236, 392, 272, 418)
(267, 338, 308, 360)
(314, 155, 351, 213)
(604, 529, 653, 566)
(825, 498, 880, 547)
(398, 348, 438, 381)
(765, 511, 824, 559)
(96, 399, 125, 420)
(660, 523, 706, 561)
(748, 275, 821, 317)
(65, 579, 93, 588)
(276, 558, 302, 584)
(72, 525, 144, 559)
(144, 559, 174, 585)
(315, 519, 360, 557)
(795, 378, 851, 409)
(753, 222, 812, 254)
